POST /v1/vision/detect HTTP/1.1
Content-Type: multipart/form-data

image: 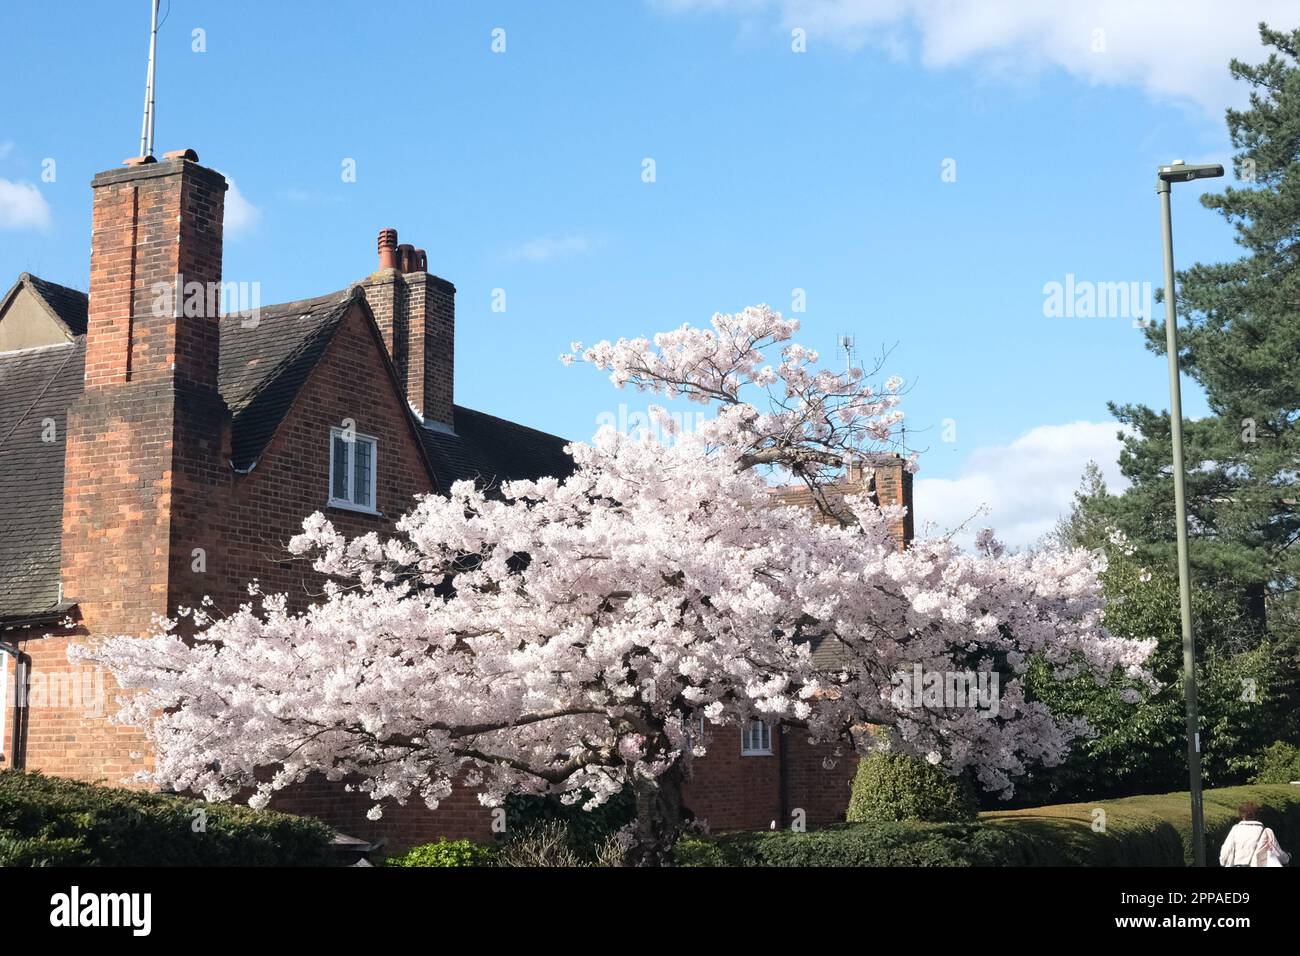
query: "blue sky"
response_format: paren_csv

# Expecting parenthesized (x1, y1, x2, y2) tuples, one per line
(2, 0, 1293, 546)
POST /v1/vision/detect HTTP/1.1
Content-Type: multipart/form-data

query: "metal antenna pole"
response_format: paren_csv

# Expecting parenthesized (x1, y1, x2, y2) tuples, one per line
(139, 0, 160, 158)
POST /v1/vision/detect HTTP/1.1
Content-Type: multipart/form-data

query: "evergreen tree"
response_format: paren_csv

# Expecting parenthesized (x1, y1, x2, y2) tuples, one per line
(1095, 24, 1300, 637)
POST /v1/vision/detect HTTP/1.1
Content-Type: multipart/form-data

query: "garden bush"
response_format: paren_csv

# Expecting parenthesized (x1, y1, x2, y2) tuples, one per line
(1252, 741, 1300, 784)
(846, 751, 977, 824)
(677, 783, 1300, 866)
(495, 820, 625, 867)
(503, 786, 634, 858)
(0, 770, 335, 866)
(384, 837, 497, 867)
(676, 820, 1008, 866)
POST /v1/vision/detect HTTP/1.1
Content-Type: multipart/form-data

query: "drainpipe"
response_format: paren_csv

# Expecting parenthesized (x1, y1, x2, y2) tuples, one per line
(0, 640, 27, 770)
(777, 723, 790, 829)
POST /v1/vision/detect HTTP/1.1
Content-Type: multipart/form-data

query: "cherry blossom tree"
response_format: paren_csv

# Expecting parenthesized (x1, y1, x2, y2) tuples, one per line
(76, 306, 1154, 865)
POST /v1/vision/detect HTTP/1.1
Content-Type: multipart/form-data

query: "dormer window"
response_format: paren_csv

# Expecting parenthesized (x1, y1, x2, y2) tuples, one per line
(328, 426, 378, 513)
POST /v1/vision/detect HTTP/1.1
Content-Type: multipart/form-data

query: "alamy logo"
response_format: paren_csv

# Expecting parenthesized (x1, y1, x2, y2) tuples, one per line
(151, 273, 262, 326)
(890, 664, 1001, 718)
(49, 886, 151, 936)
(1042, 273, 1152, 326)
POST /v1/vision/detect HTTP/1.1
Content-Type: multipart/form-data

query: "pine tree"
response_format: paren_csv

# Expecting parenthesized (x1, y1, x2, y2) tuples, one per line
(1097, 24, 1300, 637)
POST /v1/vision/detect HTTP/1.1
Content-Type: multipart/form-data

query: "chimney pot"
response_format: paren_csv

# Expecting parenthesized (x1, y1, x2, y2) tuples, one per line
(397, 243, 416, 274)
(413, 249, 427, 273)
(377, 228, 398, 271)
(162, 148, 200, 162)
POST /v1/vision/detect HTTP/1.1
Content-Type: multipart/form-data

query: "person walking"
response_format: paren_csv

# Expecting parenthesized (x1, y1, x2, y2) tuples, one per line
(1219, 802, 1291, 867)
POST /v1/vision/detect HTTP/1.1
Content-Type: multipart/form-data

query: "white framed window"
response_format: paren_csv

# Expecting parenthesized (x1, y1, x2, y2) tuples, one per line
(741, 718, 773, 756)
(328, 426, 378, 513)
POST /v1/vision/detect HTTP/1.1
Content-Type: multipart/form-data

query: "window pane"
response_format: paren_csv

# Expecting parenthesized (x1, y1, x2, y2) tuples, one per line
(353, 438, 372, 507)
(332, 435, 348, 500)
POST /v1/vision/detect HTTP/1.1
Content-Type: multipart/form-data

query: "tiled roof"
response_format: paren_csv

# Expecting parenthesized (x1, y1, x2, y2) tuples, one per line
(0, 276, 573, 620)
(219, 290, 356, 471)
(24, 274, 88, 336)
(0, 338, 85, 619)
(419, 406, 574, 494)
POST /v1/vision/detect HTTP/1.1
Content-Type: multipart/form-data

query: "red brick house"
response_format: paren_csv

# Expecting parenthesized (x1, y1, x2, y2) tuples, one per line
(0, 150, 912, 849)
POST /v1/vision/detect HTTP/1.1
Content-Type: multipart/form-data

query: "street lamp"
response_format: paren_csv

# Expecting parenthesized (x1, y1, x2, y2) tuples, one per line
(1156, 158, 1223, 867)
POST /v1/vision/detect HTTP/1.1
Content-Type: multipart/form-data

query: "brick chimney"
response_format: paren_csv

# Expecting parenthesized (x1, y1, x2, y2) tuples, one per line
(362, 228, 455, 430)
(852, 453, 914, 548)
(62, 151, 231, 639)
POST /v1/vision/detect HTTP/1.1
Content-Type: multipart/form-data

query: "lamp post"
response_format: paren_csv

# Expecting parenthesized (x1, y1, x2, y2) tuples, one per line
(1155, 159, 1223, 867)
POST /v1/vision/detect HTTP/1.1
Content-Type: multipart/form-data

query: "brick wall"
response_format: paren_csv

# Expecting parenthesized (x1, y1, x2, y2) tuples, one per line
(196, 301, 436, 612)
(682, 723, 859, 833)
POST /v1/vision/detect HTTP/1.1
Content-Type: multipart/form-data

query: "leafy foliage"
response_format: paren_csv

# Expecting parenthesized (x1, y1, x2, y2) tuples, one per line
(1085, 24, 1300, 638)
(678, 784, 1300, 867)
(1253, 741, 1300, 784)
(846, 751, 977, 824)
(1020, 522, 1299, 804)
(495, 819, 624, 867)
(504, 786, 634, 858)
(0, 770, 335, 867)
(384, 837, 497, 867)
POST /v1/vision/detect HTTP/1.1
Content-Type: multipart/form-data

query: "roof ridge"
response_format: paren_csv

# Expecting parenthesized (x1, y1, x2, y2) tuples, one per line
(455, 404, 570, 444)
(222, 286, 356, 320)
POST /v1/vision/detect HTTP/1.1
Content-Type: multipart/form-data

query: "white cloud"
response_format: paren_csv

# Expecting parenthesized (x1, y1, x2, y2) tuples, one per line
(0, 178, 52, 231)
(504, 234, 598, 263)
(913, 420, 1129, 551)
(0, 142, 15, 160)
(222, 179, 261, 237)
(654, 0, 1298, 114)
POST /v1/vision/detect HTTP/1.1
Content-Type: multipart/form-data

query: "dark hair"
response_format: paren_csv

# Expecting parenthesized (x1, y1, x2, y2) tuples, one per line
(1238, 802, 1261, 821)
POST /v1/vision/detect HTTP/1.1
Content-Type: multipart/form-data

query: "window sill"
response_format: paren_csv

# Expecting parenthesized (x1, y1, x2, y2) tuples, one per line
(326, 499, 383, 517)
(741, 751, 774, 757)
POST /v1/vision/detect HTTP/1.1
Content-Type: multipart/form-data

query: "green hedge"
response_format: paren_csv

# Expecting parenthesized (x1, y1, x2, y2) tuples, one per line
(0, 770, 336, 866)
(676, 820, 1005, 866)
(847, 752, 977, 824)
(677, 783, 1300, 866)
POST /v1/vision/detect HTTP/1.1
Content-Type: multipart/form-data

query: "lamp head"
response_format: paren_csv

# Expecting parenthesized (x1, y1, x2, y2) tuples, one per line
(1158, 160, 1224, 183)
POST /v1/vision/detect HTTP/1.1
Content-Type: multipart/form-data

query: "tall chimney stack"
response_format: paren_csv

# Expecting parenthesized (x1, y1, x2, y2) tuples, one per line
(64, 150, 230, 635)
(363, 228, 455, 430)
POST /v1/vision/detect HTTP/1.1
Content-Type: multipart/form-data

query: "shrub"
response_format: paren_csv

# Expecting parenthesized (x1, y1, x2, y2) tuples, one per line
(496, 820, 624, 867)
(1252, 741, 1300, 784)
(677, 821, 1007, 867)
(677, 783, 1300, 867)
(982, 783, 1300, 866)
(384, 837, 497, 867)
(0, 770, 335, 866)
(847, 752, 977, 824)
(503, 786, 634, 858)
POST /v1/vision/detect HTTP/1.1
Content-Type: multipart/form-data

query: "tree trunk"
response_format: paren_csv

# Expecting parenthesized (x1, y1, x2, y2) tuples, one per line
(626, 763, 685, 867)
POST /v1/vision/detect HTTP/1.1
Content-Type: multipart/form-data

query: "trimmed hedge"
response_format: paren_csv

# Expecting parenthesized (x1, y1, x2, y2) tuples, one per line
(981, 783, 1300, 866)
(676, 820, 1005, 866)
(0, 770, 336, 866)
(847, 752, 977, 824)
(677, 783, 1300, 866)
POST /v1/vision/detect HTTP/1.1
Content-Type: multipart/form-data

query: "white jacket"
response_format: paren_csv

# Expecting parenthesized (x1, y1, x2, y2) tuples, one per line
(1219, 821, 1290, 867)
